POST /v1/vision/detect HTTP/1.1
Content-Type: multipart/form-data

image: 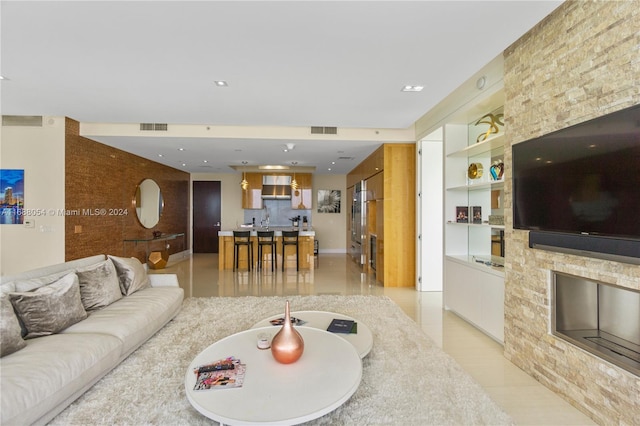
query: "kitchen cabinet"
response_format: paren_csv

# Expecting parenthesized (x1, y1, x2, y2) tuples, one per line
(347, 143, 415, 287)
(242, 172, 312, 210)
(242, 173, 263, 209)
(366, 171, 383, 200)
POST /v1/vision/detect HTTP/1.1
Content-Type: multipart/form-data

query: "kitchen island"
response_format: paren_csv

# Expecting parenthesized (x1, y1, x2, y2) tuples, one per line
(218, 228, 315, 270)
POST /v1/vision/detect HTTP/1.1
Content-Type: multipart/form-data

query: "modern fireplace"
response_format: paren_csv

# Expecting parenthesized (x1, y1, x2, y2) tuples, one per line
(552, 272, 640, 376)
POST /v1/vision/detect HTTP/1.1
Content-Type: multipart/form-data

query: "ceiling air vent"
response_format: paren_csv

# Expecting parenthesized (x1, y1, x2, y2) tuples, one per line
(140, 123, 168, 131)
(2, 115, 43, 127)
(311, 126, 338, 135)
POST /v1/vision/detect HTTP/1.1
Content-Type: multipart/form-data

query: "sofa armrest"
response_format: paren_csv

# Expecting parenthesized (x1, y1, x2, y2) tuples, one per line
(148, 274, 179, 287)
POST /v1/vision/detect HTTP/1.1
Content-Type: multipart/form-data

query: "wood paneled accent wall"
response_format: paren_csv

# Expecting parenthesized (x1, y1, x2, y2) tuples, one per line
(348, 143, 415, 287)
(502, 1, 640, 423)
(65, 119, 190, 262)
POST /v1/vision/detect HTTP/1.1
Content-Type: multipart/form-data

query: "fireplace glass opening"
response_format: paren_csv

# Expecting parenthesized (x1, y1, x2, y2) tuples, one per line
(553, 272, 640, 376)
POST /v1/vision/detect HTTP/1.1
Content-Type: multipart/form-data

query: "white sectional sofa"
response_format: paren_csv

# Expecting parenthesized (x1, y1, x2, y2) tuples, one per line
(0, 254, 184, 425)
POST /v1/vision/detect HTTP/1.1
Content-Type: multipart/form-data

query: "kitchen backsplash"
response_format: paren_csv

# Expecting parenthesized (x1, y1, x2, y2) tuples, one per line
(244, 199, 311, 227)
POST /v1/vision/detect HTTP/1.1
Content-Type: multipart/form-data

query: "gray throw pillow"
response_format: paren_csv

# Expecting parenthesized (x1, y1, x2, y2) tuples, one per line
(107, 255, 151, 295)
(9, 272, 87, 339)
(1, 293, 27, 357)
(76, 259, 123, 311)
(12, 270, 71, 292)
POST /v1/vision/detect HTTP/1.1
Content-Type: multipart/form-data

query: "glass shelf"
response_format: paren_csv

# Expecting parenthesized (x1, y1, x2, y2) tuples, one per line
(446, 134, 505, 158)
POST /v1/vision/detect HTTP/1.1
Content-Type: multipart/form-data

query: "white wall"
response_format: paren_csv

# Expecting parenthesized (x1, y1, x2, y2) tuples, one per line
(0, 117, 66, 276)
(418, 130, 444, 291)
(312, 174, 347, 253)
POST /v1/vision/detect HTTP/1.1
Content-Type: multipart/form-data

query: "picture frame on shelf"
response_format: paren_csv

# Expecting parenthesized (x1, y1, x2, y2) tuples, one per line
(472, 206, 482, 224)
(456, 206, 468, 223)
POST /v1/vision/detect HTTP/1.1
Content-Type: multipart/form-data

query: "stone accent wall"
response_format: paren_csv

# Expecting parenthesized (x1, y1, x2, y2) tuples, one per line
(502, 1, 640, 424)
(65, 119, 190, 262)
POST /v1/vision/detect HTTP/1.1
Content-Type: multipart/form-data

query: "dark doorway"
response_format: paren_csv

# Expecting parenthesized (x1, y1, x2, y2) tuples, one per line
(193, 181, 221, 253)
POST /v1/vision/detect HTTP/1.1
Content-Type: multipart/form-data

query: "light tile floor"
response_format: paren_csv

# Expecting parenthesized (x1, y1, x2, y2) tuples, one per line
(154, 253, 596, 425)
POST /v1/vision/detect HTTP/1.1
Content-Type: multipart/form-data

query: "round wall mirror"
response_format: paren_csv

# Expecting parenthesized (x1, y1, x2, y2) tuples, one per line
(135, 179, 164, 228)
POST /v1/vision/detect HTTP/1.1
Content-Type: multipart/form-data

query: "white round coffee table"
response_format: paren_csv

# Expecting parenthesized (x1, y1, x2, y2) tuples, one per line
(251, 311, 373, 358)
(185, 326, 362, 425)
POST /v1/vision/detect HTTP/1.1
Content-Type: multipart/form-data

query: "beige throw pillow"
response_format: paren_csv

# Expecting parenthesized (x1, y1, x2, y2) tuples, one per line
(1, 293, 27, 356)
(107, 255, 151, 295)
(9, 272, 87, 339)
(76, 259, 123, 311)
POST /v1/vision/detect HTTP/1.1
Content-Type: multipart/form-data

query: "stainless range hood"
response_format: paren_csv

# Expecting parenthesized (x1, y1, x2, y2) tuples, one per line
(261, 175, 292, 199)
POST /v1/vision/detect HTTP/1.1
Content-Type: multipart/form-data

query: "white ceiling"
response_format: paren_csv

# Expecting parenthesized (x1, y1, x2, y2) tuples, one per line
(1, 1, 562, 174)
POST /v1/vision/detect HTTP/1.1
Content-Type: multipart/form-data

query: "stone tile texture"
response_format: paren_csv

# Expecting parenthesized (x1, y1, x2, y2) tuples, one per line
(502, 1, 640, 424)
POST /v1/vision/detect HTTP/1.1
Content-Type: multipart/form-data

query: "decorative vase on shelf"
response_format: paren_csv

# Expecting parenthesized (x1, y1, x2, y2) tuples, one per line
(271, 300, 304, 364)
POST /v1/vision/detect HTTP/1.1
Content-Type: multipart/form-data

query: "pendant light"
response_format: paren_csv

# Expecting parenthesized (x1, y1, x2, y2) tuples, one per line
(240, 161, 249, 190)
(290, 161, 298, 190)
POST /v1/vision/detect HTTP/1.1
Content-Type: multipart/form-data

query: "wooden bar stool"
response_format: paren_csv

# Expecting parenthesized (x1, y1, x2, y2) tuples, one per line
(233, 230, 253, 271)
(257, 230, 277, 271)
(281, 230, 299, 271)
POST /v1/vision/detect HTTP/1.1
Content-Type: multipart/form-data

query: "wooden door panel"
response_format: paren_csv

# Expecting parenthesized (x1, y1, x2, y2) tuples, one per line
(193, 181, 221, 253)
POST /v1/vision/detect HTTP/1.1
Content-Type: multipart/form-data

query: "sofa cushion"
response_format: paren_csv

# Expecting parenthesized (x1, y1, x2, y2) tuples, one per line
(76, 258, 122, 311)
(0, 293, 26, 357)
(0, 332, 122, 426)
(9, 273, 88, 339)
(108, 255, 150, 295)
(62, 286, 183, 356)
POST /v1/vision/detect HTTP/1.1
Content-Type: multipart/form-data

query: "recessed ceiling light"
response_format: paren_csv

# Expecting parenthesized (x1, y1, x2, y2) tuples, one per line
(182, 163, 187, 167)
(214, 80, 228, 87)
(178, 148, 185, 151)
(401, 85, 424, 92)
(158, 154, 163, 157)
(203, 160, 208, 163)
(327, 168, 332, 171)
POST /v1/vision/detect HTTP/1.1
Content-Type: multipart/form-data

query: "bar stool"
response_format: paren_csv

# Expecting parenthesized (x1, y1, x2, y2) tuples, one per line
(314, 239, 319, 267)
(257, 230, 277, 271)
(281, 230, 300, 271)
(233, 230, 253, 271)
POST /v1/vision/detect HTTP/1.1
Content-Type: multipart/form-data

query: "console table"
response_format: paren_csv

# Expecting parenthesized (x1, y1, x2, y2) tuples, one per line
(123, 233, 185, 266)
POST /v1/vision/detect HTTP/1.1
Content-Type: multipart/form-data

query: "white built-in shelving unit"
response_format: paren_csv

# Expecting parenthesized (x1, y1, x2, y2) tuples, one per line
(443, 107, 506, 343)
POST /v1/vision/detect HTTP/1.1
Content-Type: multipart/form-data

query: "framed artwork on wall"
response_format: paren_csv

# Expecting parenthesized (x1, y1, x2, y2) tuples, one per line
(0, 169, 25, 224)
(317, 190, 341, 213)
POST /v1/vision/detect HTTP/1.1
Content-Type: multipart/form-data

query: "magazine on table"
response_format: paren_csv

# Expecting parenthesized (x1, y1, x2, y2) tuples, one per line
(327, 318, 357, 334)
(193, 356, 246, 390)
(269, 317, 307, 326)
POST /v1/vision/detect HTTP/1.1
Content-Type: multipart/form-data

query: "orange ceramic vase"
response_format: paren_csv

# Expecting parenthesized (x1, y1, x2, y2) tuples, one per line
(271, 300, 304, 364)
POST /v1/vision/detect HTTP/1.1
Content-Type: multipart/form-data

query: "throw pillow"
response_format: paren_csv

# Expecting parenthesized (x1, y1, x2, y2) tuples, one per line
(0, 293, 27, 357)
(76, 259, 123, 311)
(9, 272, 87, 339)
(107, 255, 151, 295)
(12, 270, 71, 292)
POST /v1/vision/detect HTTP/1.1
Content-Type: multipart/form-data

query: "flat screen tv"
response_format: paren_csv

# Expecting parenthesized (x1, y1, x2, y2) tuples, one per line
(512, 103, 640, 264)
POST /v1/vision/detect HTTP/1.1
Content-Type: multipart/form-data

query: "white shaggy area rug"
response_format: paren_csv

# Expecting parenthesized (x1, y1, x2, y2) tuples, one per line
(50, 295, 513, 425)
